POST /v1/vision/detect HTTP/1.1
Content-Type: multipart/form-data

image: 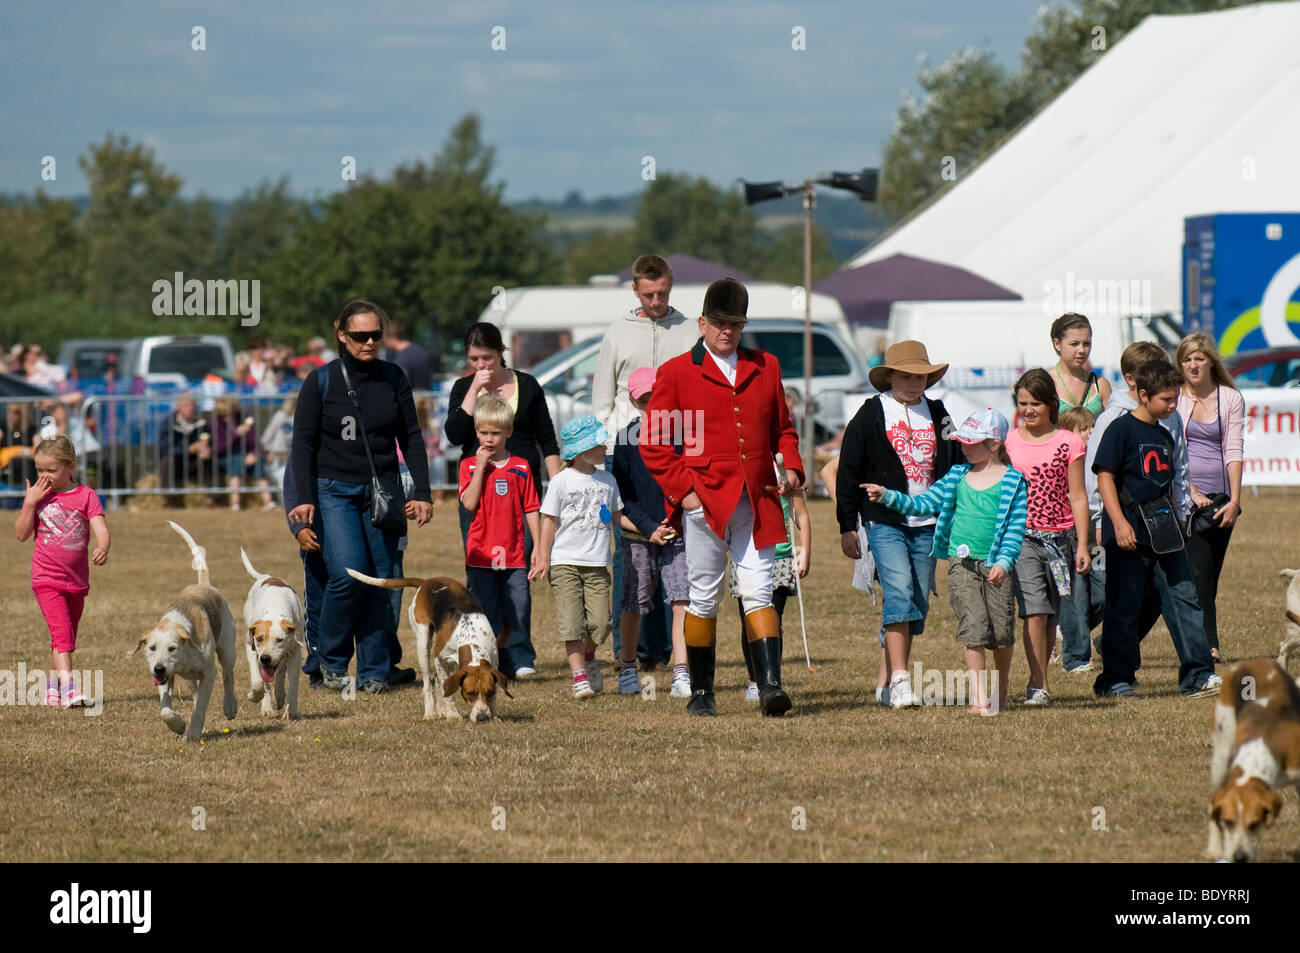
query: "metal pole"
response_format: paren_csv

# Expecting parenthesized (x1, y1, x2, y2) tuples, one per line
(802, 180, 814, 457)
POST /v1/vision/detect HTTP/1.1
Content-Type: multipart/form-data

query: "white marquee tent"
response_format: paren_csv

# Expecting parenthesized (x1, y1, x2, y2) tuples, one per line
(848, 2, 1300, 316)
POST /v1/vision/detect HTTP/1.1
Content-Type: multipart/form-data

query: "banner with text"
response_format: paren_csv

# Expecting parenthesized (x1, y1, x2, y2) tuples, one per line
(1243, 388, 1300, 486)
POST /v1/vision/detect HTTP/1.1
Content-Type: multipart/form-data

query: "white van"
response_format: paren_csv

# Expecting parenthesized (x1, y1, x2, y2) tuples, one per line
(477, 281, 857, 369)
(527, 318, 868, 437)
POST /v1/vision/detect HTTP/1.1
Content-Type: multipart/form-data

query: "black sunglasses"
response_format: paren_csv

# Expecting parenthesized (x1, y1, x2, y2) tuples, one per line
(343, 329, 383, 343)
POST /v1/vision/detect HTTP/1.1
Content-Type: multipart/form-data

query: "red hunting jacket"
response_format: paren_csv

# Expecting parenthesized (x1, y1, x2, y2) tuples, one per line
(642, 339, 804, 549)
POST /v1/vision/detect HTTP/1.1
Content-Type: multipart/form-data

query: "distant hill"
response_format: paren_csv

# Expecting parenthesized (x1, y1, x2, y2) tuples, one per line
(512, 189, 885, 266)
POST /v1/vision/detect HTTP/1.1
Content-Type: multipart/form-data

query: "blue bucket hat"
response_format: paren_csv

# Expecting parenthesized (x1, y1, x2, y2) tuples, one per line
(560, 415, 611, 460)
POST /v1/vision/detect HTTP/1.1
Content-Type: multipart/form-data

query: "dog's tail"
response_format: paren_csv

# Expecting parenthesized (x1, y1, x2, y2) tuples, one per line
(1281, 568, 1299, 581)
(168, 520, 209, 587)
(241, 547, 269, 584)
(345, 568, 430, 590)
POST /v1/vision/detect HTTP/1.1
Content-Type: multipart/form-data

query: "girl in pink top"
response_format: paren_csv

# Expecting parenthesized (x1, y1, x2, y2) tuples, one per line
(13, 435, 110, 708)
(1005, 369, 1091, 706)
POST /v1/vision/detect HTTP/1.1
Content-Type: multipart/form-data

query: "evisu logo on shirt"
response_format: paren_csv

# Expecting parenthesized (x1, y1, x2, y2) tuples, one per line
(1140, 443, 1172, 483)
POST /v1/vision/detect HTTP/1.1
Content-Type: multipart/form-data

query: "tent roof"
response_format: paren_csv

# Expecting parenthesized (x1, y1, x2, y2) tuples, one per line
(813, 252, 1020, 326)
(847, 2, 1300, 315)
(615, 253, 756, 285)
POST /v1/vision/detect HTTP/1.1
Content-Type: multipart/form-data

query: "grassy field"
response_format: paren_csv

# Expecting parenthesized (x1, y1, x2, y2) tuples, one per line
(2, 490, 1298, 863)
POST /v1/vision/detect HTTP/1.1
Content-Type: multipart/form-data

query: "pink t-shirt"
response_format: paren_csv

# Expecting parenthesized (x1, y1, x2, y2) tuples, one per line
(31, 484, 103, 592)
(1005, 428, 1085, 531)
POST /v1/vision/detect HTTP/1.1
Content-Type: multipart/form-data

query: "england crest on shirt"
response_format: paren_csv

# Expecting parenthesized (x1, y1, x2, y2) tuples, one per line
(494, 477, 508, 497)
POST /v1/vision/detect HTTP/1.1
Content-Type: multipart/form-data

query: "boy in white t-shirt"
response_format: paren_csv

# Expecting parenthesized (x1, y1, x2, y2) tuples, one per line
(530, 416, 626, 699)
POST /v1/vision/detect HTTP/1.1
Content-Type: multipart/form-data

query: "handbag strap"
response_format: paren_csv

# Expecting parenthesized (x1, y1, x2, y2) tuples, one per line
(338, 361, 381, 484)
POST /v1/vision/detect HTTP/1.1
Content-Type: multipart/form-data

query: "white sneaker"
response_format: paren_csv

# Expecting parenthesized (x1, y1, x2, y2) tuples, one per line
(617, 666, 641, 694)
(744, 683, 759, 702)
(889, 672, 920, 709)
(1024, 686, 1051, 706)
(1188, 673, 1223, 698)
(669, 673, 692, 698)
(571, 677, 595, 700)
(513, 666, 536, 678)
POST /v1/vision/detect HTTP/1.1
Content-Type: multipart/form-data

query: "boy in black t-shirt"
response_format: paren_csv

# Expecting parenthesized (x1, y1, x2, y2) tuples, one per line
(1092, 362, 1219, 699)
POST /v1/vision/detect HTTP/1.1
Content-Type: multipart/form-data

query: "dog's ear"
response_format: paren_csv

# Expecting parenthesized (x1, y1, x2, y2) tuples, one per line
(174, 623, 193, 643)
(1281, 569, 1298, 580)
(1210, 798, 1223, 825)
(247, 625, 259, 646)
(129, 632, 148, 656)
(492, 667, 513, 699)
(442, 668, 468, 698)
(1262, 791, 1284, 829)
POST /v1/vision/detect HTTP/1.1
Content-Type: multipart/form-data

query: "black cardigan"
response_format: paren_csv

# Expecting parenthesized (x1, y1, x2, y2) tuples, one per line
(835, 394, 959, 533)
(444, 370, 560, 488)
(291, 352, 432, 508)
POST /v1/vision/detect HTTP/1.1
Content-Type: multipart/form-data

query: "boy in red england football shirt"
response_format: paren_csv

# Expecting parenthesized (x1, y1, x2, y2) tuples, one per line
(459, 396, 542, 676)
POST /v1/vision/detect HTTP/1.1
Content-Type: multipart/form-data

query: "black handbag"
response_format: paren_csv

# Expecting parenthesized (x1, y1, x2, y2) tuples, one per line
(339, 362, 408, 536)
(1120, 487, 1184, 554)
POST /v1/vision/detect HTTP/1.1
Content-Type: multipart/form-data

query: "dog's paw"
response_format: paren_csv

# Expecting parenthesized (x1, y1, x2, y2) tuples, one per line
(441, 711, 463, 722)
(282, 706, 296, 721)
(248, 685, 265, 702)
(161, 708, 186, 734)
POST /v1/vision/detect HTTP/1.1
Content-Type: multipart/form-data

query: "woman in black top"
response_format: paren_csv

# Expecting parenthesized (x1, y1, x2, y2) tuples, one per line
(444, 323, 562, 500)
(290, 300, 432, 693)
(443, 322, 560, 676)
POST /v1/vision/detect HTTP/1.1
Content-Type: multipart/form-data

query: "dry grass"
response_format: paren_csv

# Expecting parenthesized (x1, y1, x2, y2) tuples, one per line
(2, 490, 1299, 862)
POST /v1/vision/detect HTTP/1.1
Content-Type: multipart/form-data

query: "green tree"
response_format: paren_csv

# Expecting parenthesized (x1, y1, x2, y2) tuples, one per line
(632, 172, 762, 271)
(265, 113, 557, 348)
(754, 223, 836, 286)
(0, 192, 85, 306)
(213, 177, 302, 279)
(78, 133, 215, 314)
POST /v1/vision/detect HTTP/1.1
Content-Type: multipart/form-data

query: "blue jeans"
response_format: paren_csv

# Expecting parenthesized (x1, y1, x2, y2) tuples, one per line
(458, 501, 536, 670)
(1094, 543, 1214, 695)
(866, 521, 936, 644)
(316, 478, 402, 686)
(1057, 570, 1105, 669)
(465, 566, 531, 674)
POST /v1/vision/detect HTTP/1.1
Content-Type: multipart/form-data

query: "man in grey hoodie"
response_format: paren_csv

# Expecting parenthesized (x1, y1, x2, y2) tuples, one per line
(593, 254, 700, 669)
(592, 255, 701, 440)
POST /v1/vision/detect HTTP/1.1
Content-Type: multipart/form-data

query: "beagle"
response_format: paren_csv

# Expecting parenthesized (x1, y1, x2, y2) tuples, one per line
(131, 522, 238, 741)
(1279, 568, 1300, 673)
(240, 548, 305, 720)
(1207, 658, 1300, 862)
(346, 570, 510, 723)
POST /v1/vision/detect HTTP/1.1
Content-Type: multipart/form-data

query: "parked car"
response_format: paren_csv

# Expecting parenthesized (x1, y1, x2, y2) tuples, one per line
(55, 339, 127, 384)
(1224, 346, 1300, 388)
(119, 334, 235, 392)
(526, 319, 869, 438)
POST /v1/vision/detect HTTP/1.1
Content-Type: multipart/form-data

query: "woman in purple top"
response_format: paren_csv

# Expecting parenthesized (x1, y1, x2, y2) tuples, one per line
(1176, 332, 1245, 662)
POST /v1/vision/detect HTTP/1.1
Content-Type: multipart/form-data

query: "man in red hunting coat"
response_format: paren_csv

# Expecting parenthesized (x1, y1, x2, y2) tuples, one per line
(641, 277, 805, 717)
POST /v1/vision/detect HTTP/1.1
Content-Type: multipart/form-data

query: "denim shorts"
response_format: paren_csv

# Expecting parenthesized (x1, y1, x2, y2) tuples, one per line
(865, 521, 936, 643)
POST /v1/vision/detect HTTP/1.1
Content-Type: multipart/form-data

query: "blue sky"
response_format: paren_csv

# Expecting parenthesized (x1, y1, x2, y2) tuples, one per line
(3, 0, 1049, 202)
